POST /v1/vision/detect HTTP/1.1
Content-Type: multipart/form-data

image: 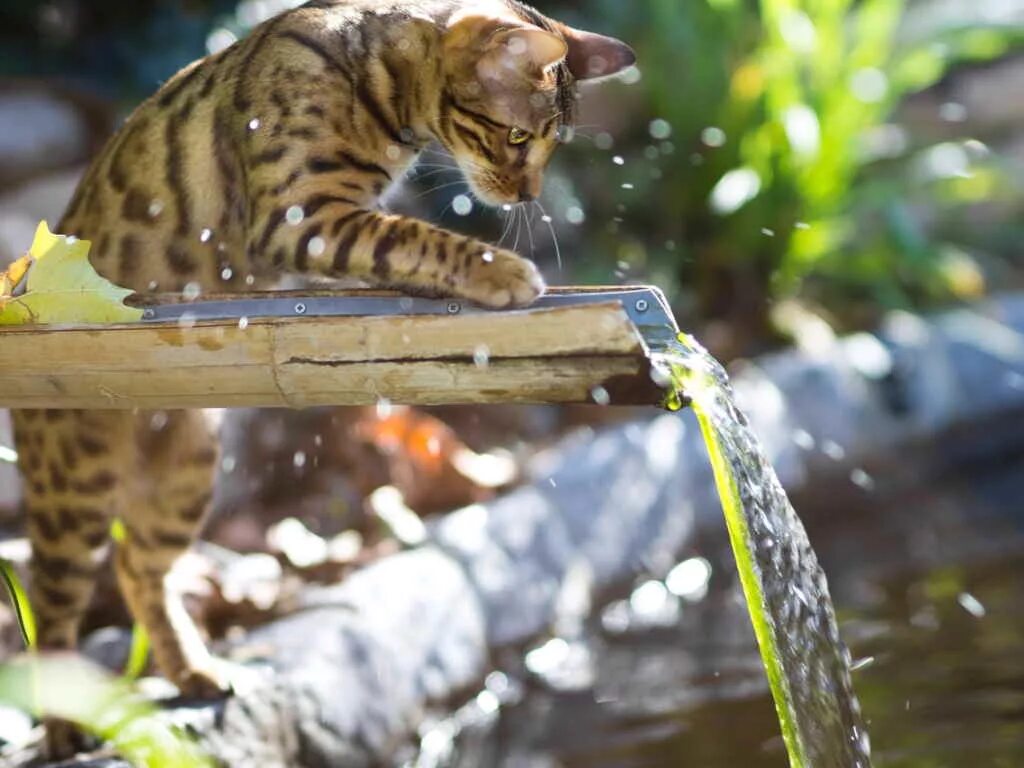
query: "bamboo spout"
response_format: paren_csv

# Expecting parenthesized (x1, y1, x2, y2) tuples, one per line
(0, 286, 679, 410)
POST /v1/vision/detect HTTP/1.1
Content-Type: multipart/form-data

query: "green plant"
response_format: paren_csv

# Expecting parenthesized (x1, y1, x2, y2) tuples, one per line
(0, 526, 202, 766)
(552, 0, 1024, 350)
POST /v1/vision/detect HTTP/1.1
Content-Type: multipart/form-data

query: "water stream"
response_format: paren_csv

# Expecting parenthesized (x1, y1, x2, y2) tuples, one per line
(654, 333, 872, 768)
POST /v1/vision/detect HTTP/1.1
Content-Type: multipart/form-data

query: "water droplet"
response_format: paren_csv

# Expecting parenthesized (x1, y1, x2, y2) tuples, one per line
(200, 228, 213, 243)
(182, 283, 201, 301)
(850, 656, 876, 672)
(293, 451, 307, 469)
(590, 386, 611, 406)
(385, 144, 402, 161)
(761, 228, 776, 237)
(957, 592, 986, 618)
(248, 118, 261, 131)
(701, 126, 726, 147)
(822, 440, 846, 461)
(150, 411, 168, 431)
(629, 579, 679, 625)
(621, 183, 634, 190)
(793, 429, 816, 450)
(850, 68, 889, 103)
(307, 236, 326, 257)
(541, 214, 552, 223)
(649, 118, 672, 140)
(221, 454, 237, 473)
(218, 267, 232, 281)
(452, 194, 473, 216)
(147, 280, 159, 291)
(482, 250, 495, 263)
(245, 275, 256, 286)
(286, 205, 305, 225)
(148, 200, 164, 218)
(501, 204, 513, 212)
(939, 101, 968, 122)
(594, 132, 614, 150)
(238, 317, 249, 330)
(710, 167, 762, 215)
(507, 35, 528, 55)
(376, 398, 393, 419)
(206, 27, 237, 55)
(476, 690, 500, 715)
(485, 671, 510, 697)
(474, 345, 491, 368)
(850, 468, 875, 491)
(566, 206, 585, 225)
(795, 221, 811, 230)
(613, 155, 625, 166)
(666, 557, 712, 601)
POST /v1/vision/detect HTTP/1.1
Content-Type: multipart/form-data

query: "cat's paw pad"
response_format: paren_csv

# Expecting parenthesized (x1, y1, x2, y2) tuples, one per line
(463, 249, 545, 309)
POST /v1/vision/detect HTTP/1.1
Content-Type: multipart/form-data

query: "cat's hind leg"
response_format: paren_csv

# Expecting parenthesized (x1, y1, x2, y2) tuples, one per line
(115, 408, 223, 697)
(12, 408, 130, 758)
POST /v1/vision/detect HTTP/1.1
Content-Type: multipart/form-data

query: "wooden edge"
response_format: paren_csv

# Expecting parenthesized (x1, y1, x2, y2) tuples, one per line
(0, 300, 669, 409)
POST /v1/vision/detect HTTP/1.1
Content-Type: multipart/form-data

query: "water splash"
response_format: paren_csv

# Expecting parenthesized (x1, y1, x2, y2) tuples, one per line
(654, 333, 872, 768)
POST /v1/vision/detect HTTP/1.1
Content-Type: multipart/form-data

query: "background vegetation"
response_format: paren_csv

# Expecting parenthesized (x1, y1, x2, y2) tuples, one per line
(2, 0, 1022, 355)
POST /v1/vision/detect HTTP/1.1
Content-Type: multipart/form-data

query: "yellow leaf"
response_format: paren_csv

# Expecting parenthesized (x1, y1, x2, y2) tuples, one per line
(0, 254, 31, 299)
(0, 222, 143, 326)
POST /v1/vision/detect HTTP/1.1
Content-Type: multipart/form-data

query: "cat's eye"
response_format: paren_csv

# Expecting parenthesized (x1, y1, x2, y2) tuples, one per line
(508, 127, 531, 146)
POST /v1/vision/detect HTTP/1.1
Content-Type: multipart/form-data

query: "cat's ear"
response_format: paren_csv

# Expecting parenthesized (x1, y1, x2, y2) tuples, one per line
(557, 26, 636, 81)
(446, 13, 567, 79)
(489, 27, 568, 72)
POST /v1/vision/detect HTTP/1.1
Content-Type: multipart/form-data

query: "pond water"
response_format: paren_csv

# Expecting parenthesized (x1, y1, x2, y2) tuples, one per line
(406, 408, 1024, 768)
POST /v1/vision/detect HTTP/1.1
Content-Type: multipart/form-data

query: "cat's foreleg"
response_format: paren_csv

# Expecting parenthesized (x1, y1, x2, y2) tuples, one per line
(251, 202, 545, 308)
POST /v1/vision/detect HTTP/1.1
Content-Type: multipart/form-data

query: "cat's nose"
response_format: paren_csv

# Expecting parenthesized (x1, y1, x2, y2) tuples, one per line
(519, 176, 542, 202)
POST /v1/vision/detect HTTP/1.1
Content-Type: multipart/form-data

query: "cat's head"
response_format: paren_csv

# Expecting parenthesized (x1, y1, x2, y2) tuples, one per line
(439, 6, 635, 206)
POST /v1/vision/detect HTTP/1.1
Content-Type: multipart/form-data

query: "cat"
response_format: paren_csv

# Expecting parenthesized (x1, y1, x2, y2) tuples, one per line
(10, 0, 633, 755)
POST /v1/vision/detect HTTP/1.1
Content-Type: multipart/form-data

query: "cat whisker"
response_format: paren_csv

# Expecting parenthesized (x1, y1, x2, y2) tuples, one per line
(496, 205, 515, 247)
(511, 205, 524, 253)
(525, 202, 536, 257)
(411, 179, 469, 200)
(534, 200, 563, 272)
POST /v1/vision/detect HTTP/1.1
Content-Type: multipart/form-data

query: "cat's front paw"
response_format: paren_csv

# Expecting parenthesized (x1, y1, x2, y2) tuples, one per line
(460, 248, 546, 309)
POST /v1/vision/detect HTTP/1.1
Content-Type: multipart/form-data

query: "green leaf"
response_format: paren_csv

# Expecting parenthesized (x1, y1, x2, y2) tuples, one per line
(0, 222, 143, 326)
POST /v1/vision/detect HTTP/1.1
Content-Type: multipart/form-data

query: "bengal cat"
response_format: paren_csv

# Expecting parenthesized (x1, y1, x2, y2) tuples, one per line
(11, 0, 633, 752)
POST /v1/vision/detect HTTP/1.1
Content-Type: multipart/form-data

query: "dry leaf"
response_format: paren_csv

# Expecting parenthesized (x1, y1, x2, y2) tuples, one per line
(0, 221, 142, 326)
(354, 407, 515, 514)
(0, 255, 30, 298)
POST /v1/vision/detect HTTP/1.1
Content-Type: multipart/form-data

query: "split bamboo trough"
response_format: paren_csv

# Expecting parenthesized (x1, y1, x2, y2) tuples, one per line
(0, 286, 680, 409)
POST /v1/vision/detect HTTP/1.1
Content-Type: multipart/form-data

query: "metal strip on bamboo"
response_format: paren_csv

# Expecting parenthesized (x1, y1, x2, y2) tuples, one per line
(0, 288, 674, 409)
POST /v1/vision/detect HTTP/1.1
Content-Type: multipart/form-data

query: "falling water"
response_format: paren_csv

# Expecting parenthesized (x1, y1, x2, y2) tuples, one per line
(655, 333, 872, 768)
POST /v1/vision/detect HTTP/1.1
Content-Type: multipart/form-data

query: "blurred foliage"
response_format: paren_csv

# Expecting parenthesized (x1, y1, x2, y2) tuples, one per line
(0, 655, 212, 766)
(1, 0, 1022, 351)
(547, 0, 1024, 349)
